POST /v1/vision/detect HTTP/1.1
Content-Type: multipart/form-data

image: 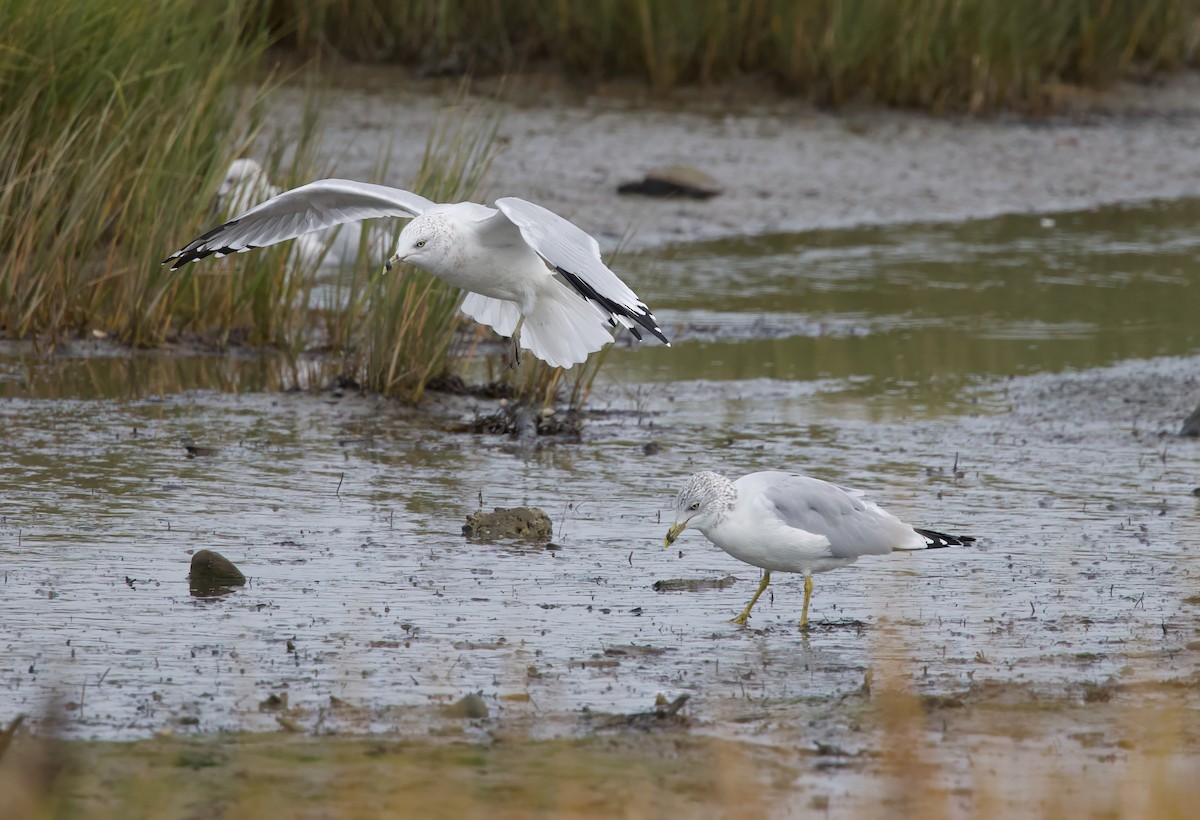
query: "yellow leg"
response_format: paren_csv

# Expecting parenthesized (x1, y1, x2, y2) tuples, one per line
(799, 574, 814, 629)
(730, 571, 770, 625)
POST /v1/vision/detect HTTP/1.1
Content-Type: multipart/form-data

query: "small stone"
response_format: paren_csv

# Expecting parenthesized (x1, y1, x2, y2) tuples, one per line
(443, 693, 489, 719)
(642, 441, 661, 456)
(618, 166, 722, 199)
(188, 550, 246, 598)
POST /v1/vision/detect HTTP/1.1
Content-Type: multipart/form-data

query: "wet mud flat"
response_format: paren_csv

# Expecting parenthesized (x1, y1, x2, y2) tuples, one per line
(1, 343, 1199, 815)
(5, 104, 1200, 812)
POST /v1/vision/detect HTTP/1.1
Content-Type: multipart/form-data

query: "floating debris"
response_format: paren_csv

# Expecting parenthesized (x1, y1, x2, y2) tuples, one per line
(804, 618, 869, 633)
(603, 644, 669, 658)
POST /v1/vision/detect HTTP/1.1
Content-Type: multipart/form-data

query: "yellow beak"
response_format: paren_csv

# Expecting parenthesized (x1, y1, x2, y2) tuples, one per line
(383, 253, 399, 273)
(664, 521, 686, 548)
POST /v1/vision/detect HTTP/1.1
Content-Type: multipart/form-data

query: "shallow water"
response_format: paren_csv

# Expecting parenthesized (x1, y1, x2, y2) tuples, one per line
(1, 200, 1198, 743)
(618, 202, 1200, 408)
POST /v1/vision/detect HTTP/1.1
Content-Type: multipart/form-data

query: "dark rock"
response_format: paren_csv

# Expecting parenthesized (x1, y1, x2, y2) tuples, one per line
(642, 441, 661, 456)
(443, 693, 489, 719)
(188, 549, 246, 598)
(463, 507, 553, 543)
(1181, 403, 1200, 437)
(618, 166, 722, 200)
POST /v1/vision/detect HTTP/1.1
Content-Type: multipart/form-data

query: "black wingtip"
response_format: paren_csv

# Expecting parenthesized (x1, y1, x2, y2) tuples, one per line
(555, 266, 671, 346)
(915, 528, 975, 549)
(162, 218, 245, 271)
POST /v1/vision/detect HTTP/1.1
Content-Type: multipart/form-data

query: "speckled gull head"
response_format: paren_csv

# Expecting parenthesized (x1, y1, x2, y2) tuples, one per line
(664, 471, 738, 546)
(385, 212, 459, 276)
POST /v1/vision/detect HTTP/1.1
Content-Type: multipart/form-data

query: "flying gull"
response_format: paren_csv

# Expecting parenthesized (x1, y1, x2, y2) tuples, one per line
(164, 176, 670, 368)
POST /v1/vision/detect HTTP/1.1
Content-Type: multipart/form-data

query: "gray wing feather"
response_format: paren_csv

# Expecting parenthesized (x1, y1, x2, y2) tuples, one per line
(489, 198, 669, 344)
(163, 179, 434, 269)
(758, 473, 912, 559)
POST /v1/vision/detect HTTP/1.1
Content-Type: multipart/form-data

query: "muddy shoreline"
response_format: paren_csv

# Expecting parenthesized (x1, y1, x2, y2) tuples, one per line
(3, 71, 1200, 817)
(282, 69, 1200, 250)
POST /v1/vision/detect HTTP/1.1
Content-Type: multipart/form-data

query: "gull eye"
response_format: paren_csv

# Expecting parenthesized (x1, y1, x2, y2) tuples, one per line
(688, 502, 701, 511)
(415, 240, 426, 248)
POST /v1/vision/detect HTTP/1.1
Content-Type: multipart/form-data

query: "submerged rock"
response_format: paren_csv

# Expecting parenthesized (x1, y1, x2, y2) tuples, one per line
(618, 166, 722, 200)
(463, 507, 553, 543)
(652, 575, 737, 592)
(1181, 403, 1200, 437)
(188, 549, 246, 598)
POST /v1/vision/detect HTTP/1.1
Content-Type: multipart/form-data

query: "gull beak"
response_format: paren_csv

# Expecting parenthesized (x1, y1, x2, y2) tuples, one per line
(383, 252, 401, 274)
(664, 520, 687, 548)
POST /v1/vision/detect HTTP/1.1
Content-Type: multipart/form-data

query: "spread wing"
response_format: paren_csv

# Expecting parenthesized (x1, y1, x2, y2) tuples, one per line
(163, 179, 435, 269)
(487, 197, 669, 345)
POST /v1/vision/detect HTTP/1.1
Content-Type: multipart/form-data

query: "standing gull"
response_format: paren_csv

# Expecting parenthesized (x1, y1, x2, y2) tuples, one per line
(164, 178, 670, 368)
(664, 471, 974, 628)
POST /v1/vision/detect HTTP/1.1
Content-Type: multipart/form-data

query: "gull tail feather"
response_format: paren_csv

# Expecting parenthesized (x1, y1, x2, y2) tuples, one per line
(520, 281, 613, 369)
(461, 292, 521, 338)
(911, 528, 976, 550)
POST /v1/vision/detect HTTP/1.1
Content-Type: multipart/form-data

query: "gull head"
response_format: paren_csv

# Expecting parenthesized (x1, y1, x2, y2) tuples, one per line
(385, 213, 456, 275)
(664, 471, 736, 547)
(216, 159, 272, 216)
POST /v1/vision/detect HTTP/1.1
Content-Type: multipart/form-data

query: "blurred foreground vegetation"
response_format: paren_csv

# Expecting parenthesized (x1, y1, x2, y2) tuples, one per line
(2, 686, 1197, 819)
(268, 0, 1199, 109)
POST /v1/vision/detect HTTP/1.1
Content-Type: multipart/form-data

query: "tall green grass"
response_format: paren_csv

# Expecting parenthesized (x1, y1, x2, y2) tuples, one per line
(0, 2, 564, 409)
(0, 0, 280, 347)
(264, 0, 1199, 109)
